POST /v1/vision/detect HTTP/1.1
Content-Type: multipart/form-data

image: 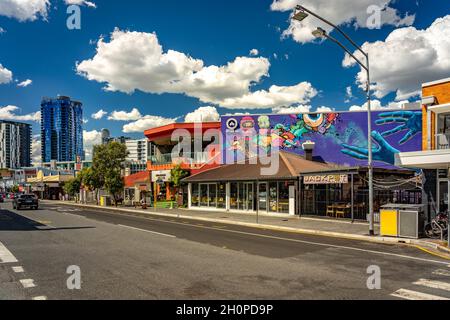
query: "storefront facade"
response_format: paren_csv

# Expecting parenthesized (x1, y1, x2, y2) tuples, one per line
(189, 180, 297, 215)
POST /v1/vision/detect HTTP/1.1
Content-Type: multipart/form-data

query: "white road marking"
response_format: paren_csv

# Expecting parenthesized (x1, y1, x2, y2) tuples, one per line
(118, 225, 176, 238)
(139, 219, 450, 265)
(414, 279, 450, 292)
(0, 241, 18, 264)
(35, 226, 56, 231)
(56, 205, 450, 266)
(391, 289, 449, 300)
(433, 269, 450, 277)
(20, 279, 36, 289)
(32, 296, 47, 300)
(12, 266, 24, 273)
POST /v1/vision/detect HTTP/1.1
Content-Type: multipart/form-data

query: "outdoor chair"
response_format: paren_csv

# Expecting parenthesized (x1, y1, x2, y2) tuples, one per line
(326, 206, 335, 217)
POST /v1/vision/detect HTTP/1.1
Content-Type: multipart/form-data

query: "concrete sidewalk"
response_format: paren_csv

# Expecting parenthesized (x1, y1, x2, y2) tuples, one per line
(44, 201, 450, 259)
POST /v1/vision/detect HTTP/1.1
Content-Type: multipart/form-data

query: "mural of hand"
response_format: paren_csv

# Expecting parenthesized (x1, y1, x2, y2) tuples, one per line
(376, 111, 422, 145)
(341, 131, 400, 165)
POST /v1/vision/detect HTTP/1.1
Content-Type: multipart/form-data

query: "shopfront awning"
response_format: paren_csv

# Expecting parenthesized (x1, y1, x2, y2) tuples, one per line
(183, 151, 340, 183)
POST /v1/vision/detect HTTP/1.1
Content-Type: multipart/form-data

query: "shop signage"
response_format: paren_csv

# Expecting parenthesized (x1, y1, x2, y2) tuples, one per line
(151, 170, 172, 183)
(304, 174, 349, 185)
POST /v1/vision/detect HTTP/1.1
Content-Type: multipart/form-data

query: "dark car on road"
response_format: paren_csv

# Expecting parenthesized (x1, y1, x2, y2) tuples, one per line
(13, 194, 39, 210)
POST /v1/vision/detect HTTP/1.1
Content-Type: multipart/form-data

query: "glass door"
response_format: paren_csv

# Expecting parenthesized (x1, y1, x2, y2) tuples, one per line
(258, 183, 268, 212)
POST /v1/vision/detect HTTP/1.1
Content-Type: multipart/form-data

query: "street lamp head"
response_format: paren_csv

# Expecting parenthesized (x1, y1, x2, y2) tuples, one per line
(312, 27, 327, 38)
(293, 10, 308, 22)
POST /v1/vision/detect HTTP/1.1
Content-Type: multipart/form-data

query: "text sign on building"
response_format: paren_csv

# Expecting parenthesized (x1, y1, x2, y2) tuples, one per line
(151, 170, 172, 183)
(304, 175, 349, 185)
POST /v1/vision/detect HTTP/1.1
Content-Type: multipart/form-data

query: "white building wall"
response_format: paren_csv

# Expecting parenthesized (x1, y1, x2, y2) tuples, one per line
(126, 139, 149, 162)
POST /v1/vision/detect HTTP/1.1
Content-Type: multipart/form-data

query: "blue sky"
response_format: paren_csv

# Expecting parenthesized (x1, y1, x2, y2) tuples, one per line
(0, 0, 449, 160)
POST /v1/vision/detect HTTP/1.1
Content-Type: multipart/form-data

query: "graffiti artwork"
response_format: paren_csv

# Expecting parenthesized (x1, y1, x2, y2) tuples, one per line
(222, 110, 423, 169)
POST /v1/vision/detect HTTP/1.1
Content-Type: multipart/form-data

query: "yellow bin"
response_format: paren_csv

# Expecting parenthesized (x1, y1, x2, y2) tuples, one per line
(380, 209, 399, 237)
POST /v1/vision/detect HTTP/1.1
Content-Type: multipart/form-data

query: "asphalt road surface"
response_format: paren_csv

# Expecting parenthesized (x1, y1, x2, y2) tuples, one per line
(1, 201, 450, 300)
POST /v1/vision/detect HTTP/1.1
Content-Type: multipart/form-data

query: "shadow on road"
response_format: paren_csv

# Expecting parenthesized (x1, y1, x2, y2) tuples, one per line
(0, 209, 96, 232)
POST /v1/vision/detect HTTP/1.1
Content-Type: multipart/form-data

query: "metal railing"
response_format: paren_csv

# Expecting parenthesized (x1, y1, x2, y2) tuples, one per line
(436, 133, 450, 150)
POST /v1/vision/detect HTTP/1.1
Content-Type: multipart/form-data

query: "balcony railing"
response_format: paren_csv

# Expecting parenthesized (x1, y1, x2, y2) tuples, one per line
(149, 153, 209, 166)
(436, 133, 450, 150)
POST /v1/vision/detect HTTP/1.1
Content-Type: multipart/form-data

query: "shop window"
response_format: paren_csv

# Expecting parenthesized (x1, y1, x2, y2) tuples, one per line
(209, 184, 217, 208)
(230, 183, 238, 210)
(278, 181, 294, 214)
(269, 182, 278, 213)
(191, 184, 199, 207)
(217, 183, 226, 209)
(200, 184, 208, 207)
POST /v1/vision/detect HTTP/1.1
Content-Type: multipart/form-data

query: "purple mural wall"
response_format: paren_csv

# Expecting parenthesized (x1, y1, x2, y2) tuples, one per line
(221, 109, 423, 169)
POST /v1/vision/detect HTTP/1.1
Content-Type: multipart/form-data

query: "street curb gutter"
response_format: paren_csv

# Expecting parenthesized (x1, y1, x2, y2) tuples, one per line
(45, 201, 450, 260)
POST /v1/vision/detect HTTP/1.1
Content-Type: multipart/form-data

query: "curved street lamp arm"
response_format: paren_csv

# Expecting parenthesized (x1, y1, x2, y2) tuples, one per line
(324, 34, 368, 72)
(296, 4, 368, 58)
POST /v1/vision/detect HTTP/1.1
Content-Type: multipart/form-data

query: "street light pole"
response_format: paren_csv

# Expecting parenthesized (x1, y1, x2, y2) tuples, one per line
(293, 5, 375, 235)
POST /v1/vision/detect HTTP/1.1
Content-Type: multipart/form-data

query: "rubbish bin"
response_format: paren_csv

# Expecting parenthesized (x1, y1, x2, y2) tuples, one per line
(380, 204, 426, 239)
(100, 196, 112, 207)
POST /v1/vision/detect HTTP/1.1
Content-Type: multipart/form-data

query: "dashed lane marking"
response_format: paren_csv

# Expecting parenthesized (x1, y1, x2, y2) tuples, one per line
(54, 205, 450, 266)
(12, 266, 24, 273)
(118, 225, 176, 238)
(0, 241, 18, 264)
(414, 279, 450, 292)
(20, 279, 36, 289)
(391, 289, 449, 300)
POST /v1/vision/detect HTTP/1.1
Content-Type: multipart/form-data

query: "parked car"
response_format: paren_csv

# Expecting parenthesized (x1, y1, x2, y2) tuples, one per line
(13, 194, 39, 210)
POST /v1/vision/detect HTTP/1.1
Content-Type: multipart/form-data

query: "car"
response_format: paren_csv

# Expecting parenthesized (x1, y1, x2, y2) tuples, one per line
(13, 194, 39, 210)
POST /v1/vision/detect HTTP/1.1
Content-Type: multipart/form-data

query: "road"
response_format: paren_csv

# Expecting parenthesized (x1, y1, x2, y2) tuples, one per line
(1, 200, 450, 300)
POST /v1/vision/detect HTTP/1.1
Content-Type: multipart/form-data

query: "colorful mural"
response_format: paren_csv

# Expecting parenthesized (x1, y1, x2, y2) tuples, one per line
(222, 110, 424, 169)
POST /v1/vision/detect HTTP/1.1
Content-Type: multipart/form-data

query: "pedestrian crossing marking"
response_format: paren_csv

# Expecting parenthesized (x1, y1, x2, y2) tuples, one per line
(414, 279, 450, 292)
(391, 289, 449, 300)
(433, 269, 450, 277)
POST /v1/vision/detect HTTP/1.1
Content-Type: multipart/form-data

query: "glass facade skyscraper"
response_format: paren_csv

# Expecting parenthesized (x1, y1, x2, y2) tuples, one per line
(41, 96, 84, 163)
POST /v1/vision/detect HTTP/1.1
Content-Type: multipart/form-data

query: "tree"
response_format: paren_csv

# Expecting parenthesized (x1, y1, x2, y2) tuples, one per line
(64, 175, 82, 198)
(105, 169, 125, 207)
(82, 167, 103, 205)
(92, 142, 129, 206)
(170, 165, 190, 206)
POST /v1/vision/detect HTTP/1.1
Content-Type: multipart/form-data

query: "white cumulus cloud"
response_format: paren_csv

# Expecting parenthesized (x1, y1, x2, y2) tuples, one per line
(184, 106, 220, 123)
(76, 29, 318, 110)
(32, 135, 41, 165)
(83, 130, 102, 160)
(0, 64, 13, 84)
(17, 79, 33, 87)
(271, 0, 415, 44)
(123, 116, 176, 134)
(0, 0, 50, 22)
(0, 105, 41, 122)
(108, 108, 142, 121)
(219, 82, 317, 109)
(91, 109, 107, 120)
(349, 99, 411, 112)
(64, 0, 96, 8)
(344, 15, 450, 101)
(249, 49, 259, 56)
